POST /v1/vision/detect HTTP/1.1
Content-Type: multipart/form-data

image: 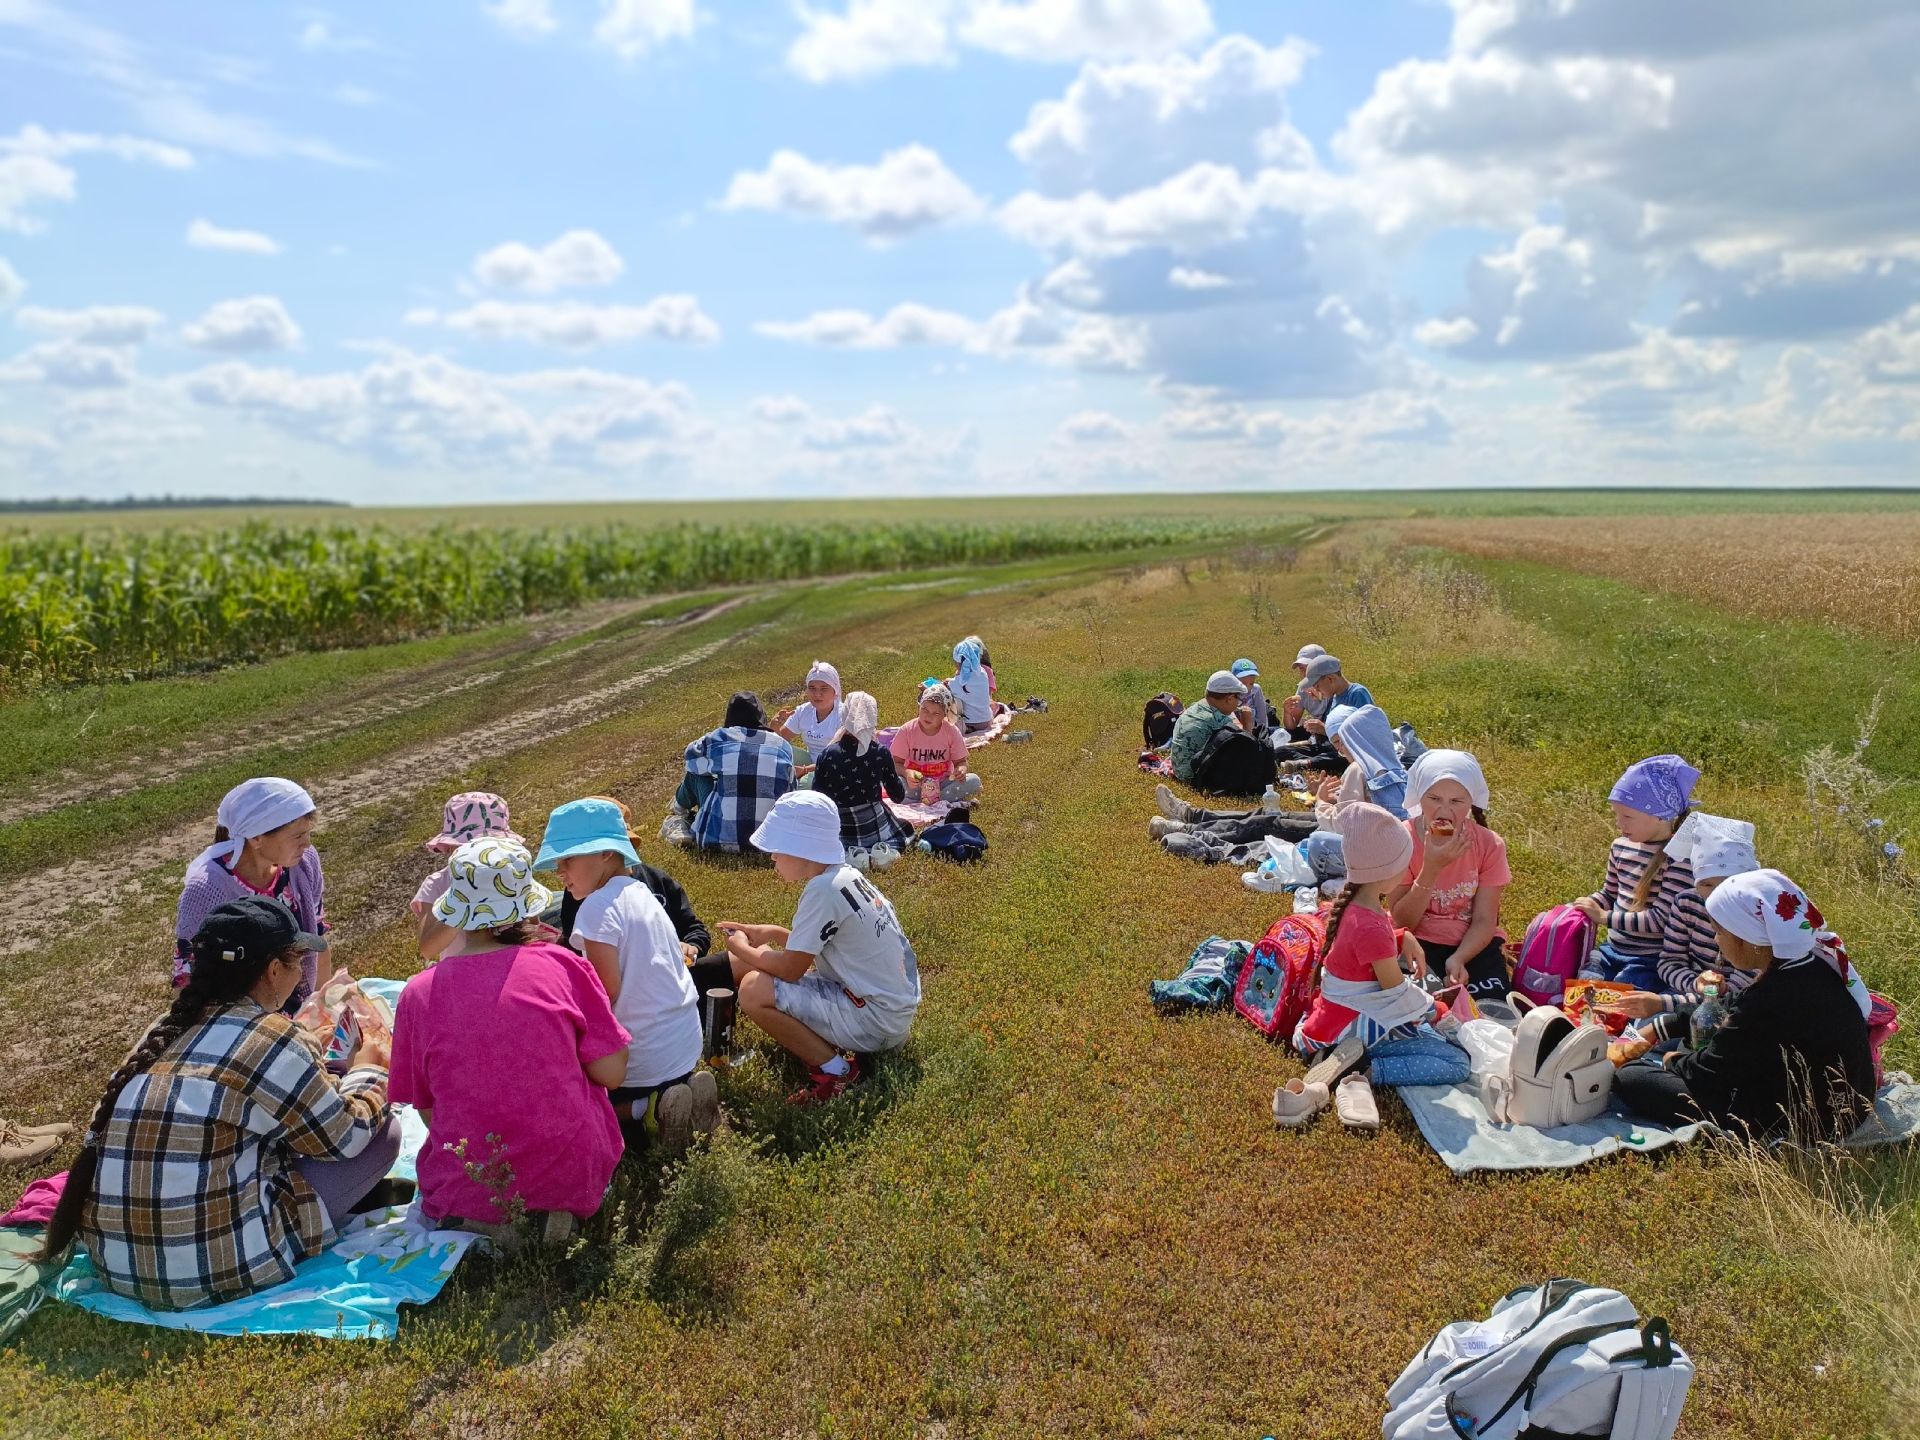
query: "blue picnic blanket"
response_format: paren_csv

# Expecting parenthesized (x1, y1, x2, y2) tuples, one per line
(53, 978, 483, 1339)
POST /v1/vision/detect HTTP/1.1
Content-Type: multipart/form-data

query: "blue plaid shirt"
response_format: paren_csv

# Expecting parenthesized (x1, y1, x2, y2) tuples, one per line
(683, 726, 796, 852)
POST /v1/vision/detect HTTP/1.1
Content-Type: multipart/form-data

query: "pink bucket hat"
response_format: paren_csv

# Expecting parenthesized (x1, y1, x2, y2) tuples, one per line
(1335, 800, 1415, 885)
(425, 791, 522, 855)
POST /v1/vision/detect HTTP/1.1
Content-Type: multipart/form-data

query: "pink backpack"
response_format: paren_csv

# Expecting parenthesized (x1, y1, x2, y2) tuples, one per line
(1233, 911, 1327, 1044)
(1513, 905, 1595, 1007)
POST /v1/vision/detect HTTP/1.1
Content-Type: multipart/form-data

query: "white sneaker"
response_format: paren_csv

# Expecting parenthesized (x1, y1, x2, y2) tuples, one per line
(1242, 867, 1290, 894)
(660, 812, 694, 846)
(848, 847, 871, 872)
(869, 843, 900, 871)
(1154, 784, 1190, 821)
(1147, 815, 1187, 840)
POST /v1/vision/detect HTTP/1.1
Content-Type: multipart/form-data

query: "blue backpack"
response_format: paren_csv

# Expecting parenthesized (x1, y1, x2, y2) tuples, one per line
(919, 823, 988, 863)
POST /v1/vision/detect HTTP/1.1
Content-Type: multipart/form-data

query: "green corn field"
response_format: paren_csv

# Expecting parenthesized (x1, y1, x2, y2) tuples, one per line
(0, 514, 1291, 691)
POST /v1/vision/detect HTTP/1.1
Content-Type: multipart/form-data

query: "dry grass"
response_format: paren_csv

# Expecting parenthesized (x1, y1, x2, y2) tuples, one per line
(1399, 511, 1920, 642)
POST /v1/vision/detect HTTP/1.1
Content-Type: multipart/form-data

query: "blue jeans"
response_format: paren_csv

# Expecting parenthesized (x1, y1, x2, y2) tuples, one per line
(1583, 940, 1663, 993)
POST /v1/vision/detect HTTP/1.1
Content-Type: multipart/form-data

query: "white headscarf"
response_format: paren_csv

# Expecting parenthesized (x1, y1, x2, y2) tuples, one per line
(1403, 749, 1490, 819)
(1705, 868, 1820, 961)
(1665, 811, 1758, 883)
(188, 777, 316, 879)
(805, 660, 841, 697)
(838, 690, 879, 755)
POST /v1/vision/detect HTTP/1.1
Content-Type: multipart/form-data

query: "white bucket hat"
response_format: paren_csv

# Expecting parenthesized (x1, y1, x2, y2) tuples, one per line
(749, 791, 847, 867)
(432, 837, 554, 931)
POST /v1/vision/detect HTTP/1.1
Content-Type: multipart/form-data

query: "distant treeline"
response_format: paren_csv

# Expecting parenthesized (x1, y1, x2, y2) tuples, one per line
(0, 496, 349, 514)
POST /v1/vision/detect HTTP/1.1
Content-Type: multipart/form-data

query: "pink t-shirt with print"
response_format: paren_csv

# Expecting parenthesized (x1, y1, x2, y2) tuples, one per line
(1400, 820, 1512, 947)
(390, 942, 629, 1224)
(889, 720, 967, 780)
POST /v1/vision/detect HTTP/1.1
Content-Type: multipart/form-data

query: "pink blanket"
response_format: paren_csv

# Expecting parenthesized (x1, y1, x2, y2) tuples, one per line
(2, 1170, 67, 1227)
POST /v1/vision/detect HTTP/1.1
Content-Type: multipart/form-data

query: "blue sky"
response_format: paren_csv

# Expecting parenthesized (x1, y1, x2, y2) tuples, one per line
(2, 0, 1917, 502)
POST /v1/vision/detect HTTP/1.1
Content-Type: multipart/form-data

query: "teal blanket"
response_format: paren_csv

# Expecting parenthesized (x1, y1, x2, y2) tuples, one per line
(53, 978, 483, 1339)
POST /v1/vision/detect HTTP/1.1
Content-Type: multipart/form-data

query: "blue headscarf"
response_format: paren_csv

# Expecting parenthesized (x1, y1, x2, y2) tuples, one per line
(952, 637, 984, 686)
(1326, 703, 1407, 791)
(1609, 754, 1700, 822)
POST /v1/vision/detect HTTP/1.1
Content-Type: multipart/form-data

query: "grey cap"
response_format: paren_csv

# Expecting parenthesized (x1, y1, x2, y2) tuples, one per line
(1293, 643, 1327, 667)
(1303, 654, 1343, 682)
(1205, 668, 1248, 697)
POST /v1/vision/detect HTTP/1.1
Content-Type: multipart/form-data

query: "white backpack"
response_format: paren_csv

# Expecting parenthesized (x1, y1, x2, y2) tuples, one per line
(1486, 996, 1614, 1129)
(1383, 1279, 1693, 1440)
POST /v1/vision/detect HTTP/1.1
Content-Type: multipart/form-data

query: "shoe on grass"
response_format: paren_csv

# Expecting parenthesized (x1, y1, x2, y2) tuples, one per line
(1302, 1034, 1366, 1090)
(1154, 784, 1192, 822)
(1148, 815, 1187, 840)
(660, 811, 694, 847)
(687, 1070, 720, 1137)
(1242, 867, 1290, 894)
(1335, 1073, 1380, 1131)
(788, 1055, 861, 1107)
(868, 843, 900, 872)
(1272, 1078, 1329, 1129)
(657, 1082, 694, 1154)
(0, 1121, 60, 1168)
(541, 1210, 579, 1247)
(10, 1120, 73, 1139)
(847, 847, 871, 873)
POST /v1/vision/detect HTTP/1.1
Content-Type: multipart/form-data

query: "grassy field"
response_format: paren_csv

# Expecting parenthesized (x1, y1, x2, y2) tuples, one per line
(2, 499, 1917, 1437)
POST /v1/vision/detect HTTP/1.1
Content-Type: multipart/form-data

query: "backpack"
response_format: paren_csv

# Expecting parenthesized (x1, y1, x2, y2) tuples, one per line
(1233, 911, 1326, 1041)
(1191, 726, 1277, 798)
(0, 1226, 62, 1344)
(1383, 1278, 1693, 1440)
(1488, 998, 1614, 1129)
(919, 822, 988, 863)
(1142, 692, 1183, 748)
(1513, 904, 1595, 1006)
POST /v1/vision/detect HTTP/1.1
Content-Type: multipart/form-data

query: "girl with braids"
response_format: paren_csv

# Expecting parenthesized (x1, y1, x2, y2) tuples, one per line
(1572, 755, 1702, 993)
(1293, 803, 1436, 1057)
(44, 897, 397, 1310)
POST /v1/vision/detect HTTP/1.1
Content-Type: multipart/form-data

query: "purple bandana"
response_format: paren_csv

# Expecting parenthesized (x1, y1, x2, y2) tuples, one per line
(1609, 754, 1701, 822)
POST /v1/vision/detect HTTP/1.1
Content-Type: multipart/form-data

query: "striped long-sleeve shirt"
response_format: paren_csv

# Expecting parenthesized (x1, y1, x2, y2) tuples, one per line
(1584, 838, 1696, 960)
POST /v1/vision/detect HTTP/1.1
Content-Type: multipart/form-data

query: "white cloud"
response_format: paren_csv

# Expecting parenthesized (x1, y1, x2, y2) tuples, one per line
(1672, 252, 1920, 341)
(0, 125, 193, 233)
(752, 394, 815, 425)
(800, 403, 913, 451)
(998, 164, 1309, 259)
(484, 0, 559, 38)
(0, 340, 136, 388)
(593, 0, 697, 60)
(786, 0, 1214, 83)
(1860, 305, 1920, 385)
(296, 19, 380, 53)
(0, 421, 57, 454)
(182, 295, 303, 352)
(722, 146, 984, 242)
(186, 218, 281, 255)
(16, 304, 164, 344)
(1057, 409, 1131, 443)
(0, 257, 22, 306)
(1414, 316, 1478, 348)
(1168, 265, 1235, 291)
(330, 83, 381, 107)
(1567, 331, 1739, 428)
(1431, 223, 1649, 360)
(471, 230, 625, 292)
(408, 297, 720, 348)
(756, 303, 978, 350)
(1012, 35, 1311, 197)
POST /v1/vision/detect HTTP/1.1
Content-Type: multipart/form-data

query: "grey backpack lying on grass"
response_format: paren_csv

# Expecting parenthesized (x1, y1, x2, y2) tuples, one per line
(1382, 1279, 1692, 1440)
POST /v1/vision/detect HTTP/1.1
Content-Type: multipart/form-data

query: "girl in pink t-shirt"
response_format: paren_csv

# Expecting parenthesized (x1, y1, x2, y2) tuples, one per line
(1389, 750, 1512, 1004)
(389, 838, 630, 1233)
(888, 687, 975, 802)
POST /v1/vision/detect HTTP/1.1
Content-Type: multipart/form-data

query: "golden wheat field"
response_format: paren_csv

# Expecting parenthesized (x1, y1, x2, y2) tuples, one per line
(1397, 511, 1920, 642)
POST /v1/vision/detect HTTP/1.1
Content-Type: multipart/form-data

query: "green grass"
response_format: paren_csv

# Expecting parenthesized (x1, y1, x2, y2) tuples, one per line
(2, 525, 1915, 1437)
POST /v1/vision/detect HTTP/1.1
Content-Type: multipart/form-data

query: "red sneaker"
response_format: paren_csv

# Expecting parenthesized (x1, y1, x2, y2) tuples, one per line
(787, 1055, 861, 1106)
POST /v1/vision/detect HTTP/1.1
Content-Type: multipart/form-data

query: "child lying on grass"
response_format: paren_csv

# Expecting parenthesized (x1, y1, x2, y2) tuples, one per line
(718, 792, 922, 1106)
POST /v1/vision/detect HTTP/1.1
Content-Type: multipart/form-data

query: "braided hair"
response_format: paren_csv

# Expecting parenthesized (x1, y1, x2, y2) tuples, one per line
(1628, 806, 1688, 913)
(1320, 881, 1357, 954)
(38, 934, 293, 1261)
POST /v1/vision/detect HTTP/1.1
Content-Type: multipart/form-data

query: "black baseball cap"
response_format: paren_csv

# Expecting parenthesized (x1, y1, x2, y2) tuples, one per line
(191, 896, 326, 966)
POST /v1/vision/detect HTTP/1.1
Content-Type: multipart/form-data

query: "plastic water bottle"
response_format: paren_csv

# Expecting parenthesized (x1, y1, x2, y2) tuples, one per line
(1261, 783, 1282, 813)
(1005, 730, 1033, 744)
(1690, 973, 1730, 1051)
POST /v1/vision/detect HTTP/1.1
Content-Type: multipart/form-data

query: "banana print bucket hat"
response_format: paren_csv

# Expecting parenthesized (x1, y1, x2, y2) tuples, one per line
(431, 837, 554, 932)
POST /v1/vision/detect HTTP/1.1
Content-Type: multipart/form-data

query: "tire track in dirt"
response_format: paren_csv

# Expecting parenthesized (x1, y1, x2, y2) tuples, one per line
(0, 593, 749, 826)
(0, 600, 767, 963)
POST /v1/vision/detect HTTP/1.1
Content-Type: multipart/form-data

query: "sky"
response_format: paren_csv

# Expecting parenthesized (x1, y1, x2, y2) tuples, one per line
(1, 0, 1917, 504)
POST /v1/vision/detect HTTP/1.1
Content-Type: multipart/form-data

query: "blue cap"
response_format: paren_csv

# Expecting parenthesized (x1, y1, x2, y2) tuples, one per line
(1231, 658, 1259, 678)
(534, 797, 639, 869)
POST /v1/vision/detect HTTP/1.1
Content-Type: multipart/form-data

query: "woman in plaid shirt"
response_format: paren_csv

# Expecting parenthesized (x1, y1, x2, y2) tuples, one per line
(40, 897, 397, 1311)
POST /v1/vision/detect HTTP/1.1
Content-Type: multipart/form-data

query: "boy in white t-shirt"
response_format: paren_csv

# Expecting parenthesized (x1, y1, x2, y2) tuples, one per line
(720, 791, 922, 1105)
(536, 797, 715, 1151)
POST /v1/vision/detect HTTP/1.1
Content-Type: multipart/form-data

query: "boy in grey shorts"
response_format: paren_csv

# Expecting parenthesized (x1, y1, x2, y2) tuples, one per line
(719, 791, 922, 1105)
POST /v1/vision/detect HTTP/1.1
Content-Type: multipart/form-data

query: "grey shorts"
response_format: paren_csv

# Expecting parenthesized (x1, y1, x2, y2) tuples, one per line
(774, 972, 915, 1054)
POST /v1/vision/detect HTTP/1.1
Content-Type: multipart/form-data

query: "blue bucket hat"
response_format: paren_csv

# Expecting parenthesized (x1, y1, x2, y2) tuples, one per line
(534, 797, 639, 869)
(1231, 657, 1259, 679)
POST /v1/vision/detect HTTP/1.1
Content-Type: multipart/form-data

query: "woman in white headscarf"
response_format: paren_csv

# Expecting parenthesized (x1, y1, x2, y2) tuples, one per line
(1612, 868, 1875, 1141)
(175, 778, 331, 1012)
(809, 690, 911, 862)
(774, 661, 845, 778)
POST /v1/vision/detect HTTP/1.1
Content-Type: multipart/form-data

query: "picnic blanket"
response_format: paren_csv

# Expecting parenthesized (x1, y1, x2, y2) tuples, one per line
(1395, 1071, 1920, 1177)
(965, 709, 1016, 748)
(51, 978, 483, 1339)
(887, 796, 951, 828)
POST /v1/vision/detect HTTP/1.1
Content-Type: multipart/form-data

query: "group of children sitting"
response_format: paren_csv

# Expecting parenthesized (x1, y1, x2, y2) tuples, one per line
(667, 636, 1008, 865)
(1155, 648, 1883, 1147)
